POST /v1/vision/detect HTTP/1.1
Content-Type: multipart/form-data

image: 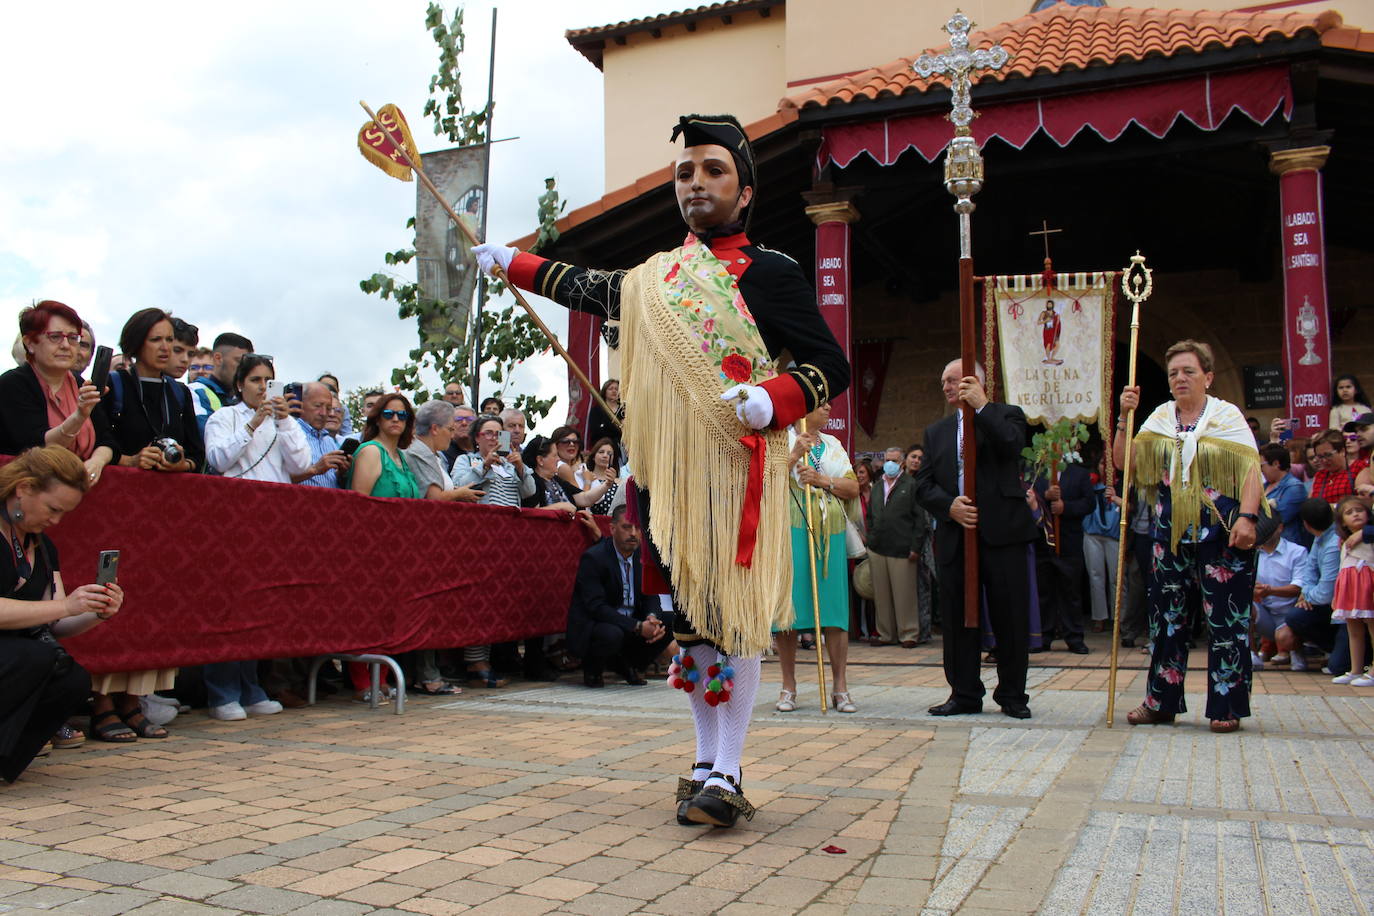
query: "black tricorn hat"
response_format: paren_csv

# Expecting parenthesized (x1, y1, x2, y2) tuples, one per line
(671, 114, 756, 231)
(671, 114, 755, 189)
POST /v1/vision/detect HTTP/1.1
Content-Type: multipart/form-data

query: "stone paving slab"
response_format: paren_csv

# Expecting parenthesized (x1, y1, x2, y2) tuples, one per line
(1, 639, 1371, 915)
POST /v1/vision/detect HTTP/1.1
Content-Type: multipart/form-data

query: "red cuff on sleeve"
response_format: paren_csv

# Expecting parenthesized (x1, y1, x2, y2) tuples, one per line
(506, 252, 546, 293)
(760, 374, 806, 429)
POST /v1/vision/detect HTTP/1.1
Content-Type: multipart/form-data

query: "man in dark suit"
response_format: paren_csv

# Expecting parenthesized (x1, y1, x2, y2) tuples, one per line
(1033, 459, 1094, 654)
(567, 504, 675, 687)
(868, 447, 932, 647)
(914, 360, 1038, 718)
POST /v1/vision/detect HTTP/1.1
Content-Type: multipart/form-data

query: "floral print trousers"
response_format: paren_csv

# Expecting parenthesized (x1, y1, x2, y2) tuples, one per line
(1144, 538, 1257, 720)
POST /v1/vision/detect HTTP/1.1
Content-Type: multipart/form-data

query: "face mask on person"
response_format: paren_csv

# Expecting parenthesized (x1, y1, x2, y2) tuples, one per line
(883, 460, 901, 478)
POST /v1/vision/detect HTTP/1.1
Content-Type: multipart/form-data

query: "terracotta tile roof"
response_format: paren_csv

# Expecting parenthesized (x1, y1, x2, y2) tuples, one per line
(508, 109, 796, 250)
(782, 5, 1349, 111)
(567, 0, 783, 69)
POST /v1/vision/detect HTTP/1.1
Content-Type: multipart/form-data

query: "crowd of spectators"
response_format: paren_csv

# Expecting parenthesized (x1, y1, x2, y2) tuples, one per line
(4, 298, 1372, 780)
(0, 301, 660, 779)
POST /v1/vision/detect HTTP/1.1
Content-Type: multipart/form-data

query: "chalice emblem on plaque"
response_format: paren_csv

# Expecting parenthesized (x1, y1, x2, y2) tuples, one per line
(1297, 296, 1323, 366)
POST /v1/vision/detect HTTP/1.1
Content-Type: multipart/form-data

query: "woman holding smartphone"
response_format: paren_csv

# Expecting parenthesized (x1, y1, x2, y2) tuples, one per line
(0, 301, 118, 485)
(0, 446, 124, 780)
(451, 415, 532, 508)
(204, 355, 312, 483)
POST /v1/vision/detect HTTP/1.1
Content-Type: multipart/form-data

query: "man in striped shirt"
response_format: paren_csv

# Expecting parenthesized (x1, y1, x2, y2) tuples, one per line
(292, 382, 350, 488)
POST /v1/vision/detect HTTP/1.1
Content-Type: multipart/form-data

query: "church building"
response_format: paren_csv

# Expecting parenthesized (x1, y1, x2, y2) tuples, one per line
(516, 0, 1374, 453)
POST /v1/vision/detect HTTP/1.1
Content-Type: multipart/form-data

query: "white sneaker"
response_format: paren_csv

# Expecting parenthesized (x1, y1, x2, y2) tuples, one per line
(1290, 655, 1309, 672)
(140, 696, 177, 726)
(208, 702, 247, 721)
(1332, 672, 1359, 684)
(245, 699, 283, 716)
(1250, 652, 1265, 670)
(1352, 674, 1374, 687)
(144, 693, 178, 706)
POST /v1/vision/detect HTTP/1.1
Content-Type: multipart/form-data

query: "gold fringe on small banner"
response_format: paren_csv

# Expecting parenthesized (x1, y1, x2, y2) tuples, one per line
(620, 254, 793, 656)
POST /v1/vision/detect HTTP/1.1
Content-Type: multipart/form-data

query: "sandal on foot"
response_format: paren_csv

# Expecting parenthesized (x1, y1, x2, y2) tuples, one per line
(91, 710, 137, 743)
(775, 689, 797, 712)
(685, 772, 755, 828)
(1209, 718, 1241, 734)
(119, 709, 168, 738)
(832, 691, 857, 713)
(52, 724, 86, 749)
(414, 681, 461, 696)
(675, 761, 712, 826)
(1126, 704, 1176, 726)
(467, 671, 507, 688)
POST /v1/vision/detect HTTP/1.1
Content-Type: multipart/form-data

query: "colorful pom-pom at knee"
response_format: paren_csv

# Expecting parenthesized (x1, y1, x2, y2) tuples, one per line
(686, 670, 700, 683)
(721, 666, 735, 679)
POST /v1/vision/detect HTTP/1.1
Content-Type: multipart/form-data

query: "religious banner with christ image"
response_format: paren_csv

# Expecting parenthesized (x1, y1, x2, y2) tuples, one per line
(984, 273, 1116, 434)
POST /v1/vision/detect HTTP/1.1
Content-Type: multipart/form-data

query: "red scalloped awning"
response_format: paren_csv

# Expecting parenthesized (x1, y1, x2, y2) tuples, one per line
(817, 64, 1292, 168)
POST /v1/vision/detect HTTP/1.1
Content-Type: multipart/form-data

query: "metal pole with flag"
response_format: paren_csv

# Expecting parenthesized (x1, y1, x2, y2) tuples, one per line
(914, 13, 1009, 627)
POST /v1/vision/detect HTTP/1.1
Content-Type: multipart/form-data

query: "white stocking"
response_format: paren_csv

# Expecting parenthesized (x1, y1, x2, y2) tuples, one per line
(684, 643, 718, 780)
(707, 652, 761, 792)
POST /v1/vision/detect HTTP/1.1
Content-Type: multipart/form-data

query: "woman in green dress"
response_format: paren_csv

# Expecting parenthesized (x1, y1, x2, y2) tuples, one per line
(350, 393, 421, 499)
(774, 401, 862, 713)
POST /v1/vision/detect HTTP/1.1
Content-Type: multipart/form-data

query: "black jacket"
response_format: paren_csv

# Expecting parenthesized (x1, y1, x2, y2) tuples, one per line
(565, 538, 664, 659)
(867, 473, 931, 558)
(914, 403, 1038, 561)
(1033, 463, 1094, 554)
(516, 232, 850, 418)
(0, 363, 118, 457)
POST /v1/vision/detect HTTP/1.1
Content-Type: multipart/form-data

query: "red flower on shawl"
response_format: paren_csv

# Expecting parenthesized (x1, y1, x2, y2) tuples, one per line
(722, 353, 753, 384)
(665, 263, 680, 283)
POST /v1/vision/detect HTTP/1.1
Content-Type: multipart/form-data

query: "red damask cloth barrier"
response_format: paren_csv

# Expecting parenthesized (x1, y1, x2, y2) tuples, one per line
(48, 466, 603, 675)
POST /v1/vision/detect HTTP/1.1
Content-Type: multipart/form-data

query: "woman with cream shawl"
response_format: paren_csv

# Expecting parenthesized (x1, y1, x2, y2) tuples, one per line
(1113, 340, 1264, 733)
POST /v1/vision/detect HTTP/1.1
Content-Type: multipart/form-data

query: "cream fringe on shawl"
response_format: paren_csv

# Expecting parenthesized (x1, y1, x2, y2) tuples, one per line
(1132, 396, 1266, 552)
(620, 255, 793, 656)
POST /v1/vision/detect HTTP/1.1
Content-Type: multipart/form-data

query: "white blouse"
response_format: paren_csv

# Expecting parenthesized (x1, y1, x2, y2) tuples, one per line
(204, 401, 313, 483)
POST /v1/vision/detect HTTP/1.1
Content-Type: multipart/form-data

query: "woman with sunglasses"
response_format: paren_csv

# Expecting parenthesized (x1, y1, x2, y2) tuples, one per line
(549, 425, 612, 506)
(0, 302, 118, 487)
(350, 394, 421, 499)
(204, 355, 311, 483)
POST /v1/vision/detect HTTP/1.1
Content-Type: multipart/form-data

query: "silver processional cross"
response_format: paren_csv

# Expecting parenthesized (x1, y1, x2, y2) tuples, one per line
(913, 11, 1009, 256)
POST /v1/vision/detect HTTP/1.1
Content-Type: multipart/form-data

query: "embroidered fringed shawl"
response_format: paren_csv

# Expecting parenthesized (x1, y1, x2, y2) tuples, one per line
(1133, 396, 1265, 551)
(619, 235, 792, 655)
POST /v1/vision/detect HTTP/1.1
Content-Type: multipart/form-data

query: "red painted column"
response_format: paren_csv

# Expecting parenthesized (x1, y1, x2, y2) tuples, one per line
(805, 200, 859, 454)
(1270, 146, 1332, 438)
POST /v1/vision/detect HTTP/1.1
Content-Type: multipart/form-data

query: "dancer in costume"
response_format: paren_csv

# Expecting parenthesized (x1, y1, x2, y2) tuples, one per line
(474, 114, 849, 827)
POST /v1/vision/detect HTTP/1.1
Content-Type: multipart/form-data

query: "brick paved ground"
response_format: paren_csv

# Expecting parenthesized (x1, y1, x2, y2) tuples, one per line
(2, 634, 1371, 915)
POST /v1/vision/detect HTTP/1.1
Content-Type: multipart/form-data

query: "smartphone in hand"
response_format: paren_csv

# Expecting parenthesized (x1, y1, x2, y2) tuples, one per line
(265, 379, 285, 401)
(497, 430, 512, 456)
(95, 549, 120, 586)
(90, 346, 114, 391)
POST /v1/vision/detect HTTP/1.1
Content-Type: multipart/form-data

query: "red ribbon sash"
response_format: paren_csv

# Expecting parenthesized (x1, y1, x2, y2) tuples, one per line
(735, 433, 767, 567)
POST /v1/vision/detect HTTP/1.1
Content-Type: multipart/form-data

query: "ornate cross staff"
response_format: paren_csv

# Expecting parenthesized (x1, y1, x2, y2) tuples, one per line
(1106, 252, 1153, 727)
(914, 12, 1009, 627)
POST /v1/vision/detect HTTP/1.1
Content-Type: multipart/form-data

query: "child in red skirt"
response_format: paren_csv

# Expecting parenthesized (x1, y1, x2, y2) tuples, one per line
(1331, 495, 1374, 686)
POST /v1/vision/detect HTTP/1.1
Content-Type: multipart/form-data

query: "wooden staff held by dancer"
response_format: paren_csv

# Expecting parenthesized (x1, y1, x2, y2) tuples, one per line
(357, 100, 620, 428)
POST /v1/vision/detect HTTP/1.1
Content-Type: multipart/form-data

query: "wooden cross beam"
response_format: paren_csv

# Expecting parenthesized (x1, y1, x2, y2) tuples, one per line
(1028, 219, 1062, 262)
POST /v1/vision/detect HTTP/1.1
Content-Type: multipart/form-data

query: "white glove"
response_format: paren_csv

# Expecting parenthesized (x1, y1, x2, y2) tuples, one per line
(720, 384, 773, 430)
(472, 243, 518, 277)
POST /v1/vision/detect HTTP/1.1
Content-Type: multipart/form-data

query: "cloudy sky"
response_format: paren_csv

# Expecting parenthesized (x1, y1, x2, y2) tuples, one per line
(1, 0, 667, 433)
